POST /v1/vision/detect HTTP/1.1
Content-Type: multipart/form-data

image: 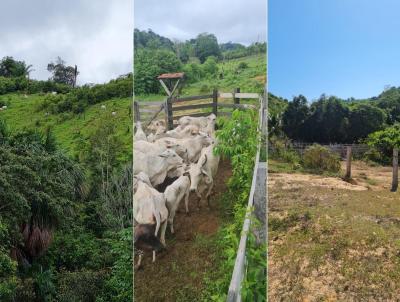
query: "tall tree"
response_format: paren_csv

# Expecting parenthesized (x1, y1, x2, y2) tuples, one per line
(47, 57, 78, 87)
(0, 56, 32, 78)
(282, 95, 309, 140)
(194, 33, 221, 63)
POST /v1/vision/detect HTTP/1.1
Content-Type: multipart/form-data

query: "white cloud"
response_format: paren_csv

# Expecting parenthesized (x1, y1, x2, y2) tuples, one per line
(0, 0, 132, 84)
(134, 0, 266, 46)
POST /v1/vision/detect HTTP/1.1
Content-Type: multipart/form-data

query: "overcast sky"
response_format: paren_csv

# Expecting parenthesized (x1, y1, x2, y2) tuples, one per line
(134, 0, 267, 46)
(0, 0, 132, 84)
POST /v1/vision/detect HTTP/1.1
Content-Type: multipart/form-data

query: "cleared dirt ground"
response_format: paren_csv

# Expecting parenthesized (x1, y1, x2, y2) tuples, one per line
(269, 160, 400, 301)
(134, 160, 232, 302)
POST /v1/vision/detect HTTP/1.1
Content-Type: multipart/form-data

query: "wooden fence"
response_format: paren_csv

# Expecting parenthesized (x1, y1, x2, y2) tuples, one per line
(134, 88, 260, 130)
(227, 92, 267, 301)
(269, 142, 371, 159)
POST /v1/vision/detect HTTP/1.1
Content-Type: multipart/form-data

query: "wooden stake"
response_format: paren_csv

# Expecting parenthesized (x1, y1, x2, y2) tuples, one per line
(212, 89, 218, 116)
(133, 101, 140, 122)
(391, 148, 398, 192)
(166, 97, 173, 130)
(345, 146, 352, 179)
(233, 87, 240, 104)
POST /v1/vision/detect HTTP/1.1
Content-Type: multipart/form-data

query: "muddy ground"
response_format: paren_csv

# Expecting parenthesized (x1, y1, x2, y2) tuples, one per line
(134, 160, 232, 302)
(269, 160, 400, 301)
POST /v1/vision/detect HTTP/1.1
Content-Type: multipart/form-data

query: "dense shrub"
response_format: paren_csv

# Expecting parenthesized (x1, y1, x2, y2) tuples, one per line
(205, 109, 265, 300)
(56, 270, 107, 302)
(366, 124, 400, 164)
(303, 144, 341, 173)
(134, 48, 181, 94)
(39, 74, 132, 114)
(0, 76, 71, 95)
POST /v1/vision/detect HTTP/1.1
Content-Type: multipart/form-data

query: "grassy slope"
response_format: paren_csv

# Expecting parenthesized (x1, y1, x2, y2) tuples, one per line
(0, 93, 132, 159)
(135, 54, 266, 103)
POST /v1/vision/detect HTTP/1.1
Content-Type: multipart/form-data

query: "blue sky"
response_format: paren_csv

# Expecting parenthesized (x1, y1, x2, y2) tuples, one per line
(269, 0, 400, 101)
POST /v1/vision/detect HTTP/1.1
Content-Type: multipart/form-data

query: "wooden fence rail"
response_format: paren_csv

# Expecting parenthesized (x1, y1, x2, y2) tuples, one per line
(134, 88, 260, 130)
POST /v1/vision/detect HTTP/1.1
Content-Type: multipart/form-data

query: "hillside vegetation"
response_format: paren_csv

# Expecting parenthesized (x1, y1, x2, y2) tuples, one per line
(0, 93, 132, 159)
(134, 29, 266, 102)
(0, 55, 132, 301)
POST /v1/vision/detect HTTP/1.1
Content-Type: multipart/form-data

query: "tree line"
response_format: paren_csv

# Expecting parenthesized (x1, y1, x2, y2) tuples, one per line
(277, 88, 400, 144)
(134, 29, 266, 95)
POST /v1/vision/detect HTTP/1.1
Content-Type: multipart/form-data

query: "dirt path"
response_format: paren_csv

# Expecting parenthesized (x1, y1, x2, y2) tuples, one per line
(268, 162, 400, 301)
(134, 160, 232, 302)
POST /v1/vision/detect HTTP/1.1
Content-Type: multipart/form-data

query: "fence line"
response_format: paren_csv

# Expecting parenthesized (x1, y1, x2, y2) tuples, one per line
(270, 142, 370, 159)
(134, 88, 260, 130)
(227, 94, 266, 301)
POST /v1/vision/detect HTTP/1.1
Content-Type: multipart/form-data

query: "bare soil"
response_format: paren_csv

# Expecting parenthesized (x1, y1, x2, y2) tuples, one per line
(134, 160, 232, 302)
(269, 161, 400, 301)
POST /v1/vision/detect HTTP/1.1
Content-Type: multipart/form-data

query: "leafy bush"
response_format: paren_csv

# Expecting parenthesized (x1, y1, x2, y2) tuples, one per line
(56, 269, 107, 302)
(270, 139, 301, 168)
(303, 144, 341, 173)
(39, 74, 132, 114)
(134, 48, 182, 94)
(206, 109, 265, 300)
(0, 76, 71, 95)
(366, 124, 400, 164)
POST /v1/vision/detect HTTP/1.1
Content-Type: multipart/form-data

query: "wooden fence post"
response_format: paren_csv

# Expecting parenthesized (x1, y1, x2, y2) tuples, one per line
(133, 101, 140, 123)
(233, 87, 240, 104)
(212, 89, 218, 116)
(391, 148, 398, 192)
(166, 97, 174, 130)
(345, 146, 352, 179)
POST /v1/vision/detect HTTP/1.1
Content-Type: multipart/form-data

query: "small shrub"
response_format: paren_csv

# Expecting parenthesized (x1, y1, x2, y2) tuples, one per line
(363, 148, 383, 164)
(237, 62, 248, 70)
(199, 84, 209, 93)
(303, 144, 341, 173)
(56, 270, 107, 302)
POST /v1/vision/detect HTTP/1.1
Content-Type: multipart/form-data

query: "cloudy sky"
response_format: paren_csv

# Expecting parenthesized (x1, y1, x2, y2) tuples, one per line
(134, 0, 267, 46)
(0, 0, 132, 84)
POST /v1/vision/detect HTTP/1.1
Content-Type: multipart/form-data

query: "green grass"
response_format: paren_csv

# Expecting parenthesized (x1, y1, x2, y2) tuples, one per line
(0, 93, 132, 159)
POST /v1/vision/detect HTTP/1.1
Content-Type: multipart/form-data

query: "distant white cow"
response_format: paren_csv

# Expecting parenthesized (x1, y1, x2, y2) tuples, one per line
(134, 121, 147, 142)
(134, 149, 183, 187)
(112, 111, 117, 116)
(164, 175, 190, 233)
(101, 105, 106, 109)
(188, 143, 220, 208)
(148, 120, 166, 135)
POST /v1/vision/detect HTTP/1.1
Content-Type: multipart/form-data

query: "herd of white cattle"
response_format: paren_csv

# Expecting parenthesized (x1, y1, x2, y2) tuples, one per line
(133, 113, 220, 269)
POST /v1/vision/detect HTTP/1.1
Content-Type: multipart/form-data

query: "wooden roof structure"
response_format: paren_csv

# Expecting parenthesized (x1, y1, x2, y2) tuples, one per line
(157, 72, 185, 96)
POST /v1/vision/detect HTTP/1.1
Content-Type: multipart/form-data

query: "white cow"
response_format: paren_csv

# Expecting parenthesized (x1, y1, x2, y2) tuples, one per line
(134, 178, 168, 266)
(148, 120, 166, 135)
(134, 140, 188, 162)
(157, 133, 213, 163)
(176, 114, 216, 133)
(188, 143, 220, 208)
(134, 149, 183, 186)
(164, 175, 190, 233)
(134, 121, 147, 142)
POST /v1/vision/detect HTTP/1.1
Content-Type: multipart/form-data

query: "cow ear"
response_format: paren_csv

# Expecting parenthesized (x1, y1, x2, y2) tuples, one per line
(201, 169, 212, 184)
(200, 155, 207, 167)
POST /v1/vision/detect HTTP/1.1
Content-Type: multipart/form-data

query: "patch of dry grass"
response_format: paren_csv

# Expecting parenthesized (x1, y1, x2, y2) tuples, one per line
(269, 167, 400, 301)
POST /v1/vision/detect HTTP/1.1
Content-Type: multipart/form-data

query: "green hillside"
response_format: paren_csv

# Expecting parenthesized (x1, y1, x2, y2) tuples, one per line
(0, 93, 132, 159)
(135, 53, 266, 102)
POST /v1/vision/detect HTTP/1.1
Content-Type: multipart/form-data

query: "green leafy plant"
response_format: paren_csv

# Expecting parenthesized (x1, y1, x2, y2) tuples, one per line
(302, 144, 341, 173)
